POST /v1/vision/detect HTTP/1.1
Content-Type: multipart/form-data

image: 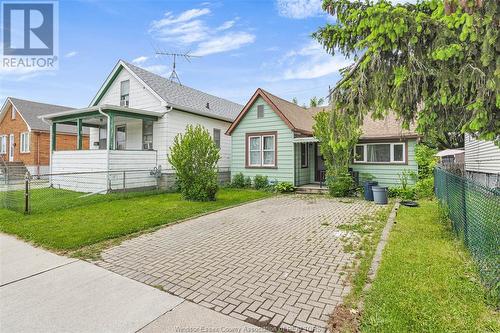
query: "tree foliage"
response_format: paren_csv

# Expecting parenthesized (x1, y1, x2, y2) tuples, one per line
(168, 125, 220, 201)
(314, 0, 499, 145)
(313, 109, 361, 196)
(309, 96, 325, 107)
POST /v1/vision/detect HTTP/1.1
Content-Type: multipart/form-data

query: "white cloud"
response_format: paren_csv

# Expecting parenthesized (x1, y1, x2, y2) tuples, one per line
(151, 8, 211, 29)
(276, 0, 418, 19)
(216, 20, 235, 31)
(276, 0, 323, 19)
(65, 51, 78, 58)
(273, 41, 352, 80)
(149, 8, 254, 56)
(192, 32, 255, 56)
(132, 56, 149, 64)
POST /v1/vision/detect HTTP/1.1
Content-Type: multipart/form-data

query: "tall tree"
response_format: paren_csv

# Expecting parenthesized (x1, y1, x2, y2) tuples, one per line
(314, 0, 499, 145)
(310, 96, 325, 107)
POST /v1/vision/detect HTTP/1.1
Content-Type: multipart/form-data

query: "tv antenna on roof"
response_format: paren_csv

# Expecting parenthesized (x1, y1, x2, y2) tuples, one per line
(155, 50, 200, 85)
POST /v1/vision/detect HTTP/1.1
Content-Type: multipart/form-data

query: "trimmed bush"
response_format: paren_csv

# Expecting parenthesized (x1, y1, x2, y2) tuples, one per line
(254, 175, 269, 190)
(244, 176, 252, 188)
(231, 173, 246, 188)
(327, 172, 355, 197)
(168, 125, 220, 201)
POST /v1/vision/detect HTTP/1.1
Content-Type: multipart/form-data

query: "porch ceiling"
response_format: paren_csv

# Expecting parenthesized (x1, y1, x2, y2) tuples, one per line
(39, 104, 165, 123)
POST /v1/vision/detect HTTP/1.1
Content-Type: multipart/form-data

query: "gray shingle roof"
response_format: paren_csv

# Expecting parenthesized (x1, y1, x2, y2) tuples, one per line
(123, 61, 243, 121)
(8, 98, 79, 134)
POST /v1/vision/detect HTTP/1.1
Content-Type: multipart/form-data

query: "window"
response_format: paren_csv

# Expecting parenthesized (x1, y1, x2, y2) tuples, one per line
(115, 125, 126, 150)
(20, 132, 30, 153)
(300, 143, 308, 168)
(247, 133, 276, 167)
(0, 136, 6, 154)
(142, 120, 153, 150)
(368, 144, 390, 163)
(393, 143, 404, 162)
(353, 142, 406, 164)
(11, 108, 16, 119)
(99, 124, 107, 149)
(213, 128, 221, 149)
(120, 80, 130, 107)
(257, 105, 264, 118)
(354, 145, 364, 162)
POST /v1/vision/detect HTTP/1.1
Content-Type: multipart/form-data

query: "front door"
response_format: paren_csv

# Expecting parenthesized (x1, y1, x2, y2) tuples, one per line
(8, 134, 14, 162)
(315, 143, 326, 182)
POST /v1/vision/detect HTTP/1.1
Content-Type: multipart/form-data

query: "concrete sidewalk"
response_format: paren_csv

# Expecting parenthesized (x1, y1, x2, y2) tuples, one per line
(0, 234, 263, 333)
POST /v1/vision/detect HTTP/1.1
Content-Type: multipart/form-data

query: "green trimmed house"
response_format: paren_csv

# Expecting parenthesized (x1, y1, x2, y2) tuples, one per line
(226, 88, 420, 188)
(40, 60, 242, 192)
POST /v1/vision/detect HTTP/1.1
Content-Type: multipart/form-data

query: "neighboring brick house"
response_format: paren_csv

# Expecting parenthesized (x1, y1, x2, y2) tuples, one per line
(0, 97, 89, 175)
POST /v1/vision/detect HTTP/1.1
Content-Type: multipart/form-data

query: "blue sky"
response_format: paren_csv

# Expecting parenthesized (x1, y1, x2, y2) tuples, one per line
(1, 0, 354, 108)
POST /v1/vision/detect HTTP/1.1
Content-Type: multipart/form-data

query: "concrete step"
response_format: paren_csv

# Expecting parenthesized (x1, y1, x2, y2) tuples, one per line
(295, 186, 328, 194)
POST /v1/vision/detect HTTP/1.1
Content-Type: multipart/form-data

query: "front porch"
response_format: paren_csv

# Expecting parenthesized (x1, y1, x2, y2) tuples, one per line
(293, 137, 326, 187)
(42, 105, 163, 192)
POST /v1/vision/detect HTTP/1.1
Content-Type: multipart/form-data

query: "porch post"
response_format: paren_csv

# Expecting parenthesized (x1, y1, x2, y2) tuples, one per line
(51, 122, 57, 151)
(77, 118, 83, 150)
(108, 113, 115, 150)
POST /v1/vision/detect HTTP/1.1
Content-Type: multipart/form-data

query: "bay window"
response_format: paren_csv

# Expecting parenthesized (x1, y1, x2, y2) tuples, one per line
(247, 132, 276, 167)
(354, 142, 405, 164)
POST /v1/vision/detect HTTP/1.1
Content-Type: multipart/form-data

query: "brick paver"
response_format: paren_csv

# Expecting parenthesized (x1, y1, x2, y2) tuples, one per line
(97, 196, 380, 332)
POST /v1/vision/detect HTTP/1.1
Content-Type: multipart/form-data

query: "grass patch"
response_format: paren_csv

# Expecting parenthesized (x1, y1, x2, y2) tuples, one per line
(361, 200, 499, 332)
(0, 188, 271, 252)
(340, 206, 392, 308)
(2, 187, 169, 214)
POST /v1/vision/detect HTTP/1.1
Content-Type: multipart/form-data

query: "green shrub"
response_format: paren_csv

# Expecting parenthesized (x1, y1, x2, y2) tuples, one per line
(168, 125, 220, 201)
(244, 176, 252, 188)
(415, 144, 437, 180)
(416, 177, 434, 198)
(275, 182, 295, 193)
(388, 186, 416, 200)
(231, 173, 246, 188)
(254, 175, 269, 190)
(327, 172, 355, 197)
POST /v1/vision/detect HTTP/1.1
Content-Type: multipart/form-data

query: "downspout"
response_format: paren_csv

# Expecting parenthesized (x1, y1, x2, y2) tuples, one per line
(36, 132, 40, 175)
(98, 107, 111, 191)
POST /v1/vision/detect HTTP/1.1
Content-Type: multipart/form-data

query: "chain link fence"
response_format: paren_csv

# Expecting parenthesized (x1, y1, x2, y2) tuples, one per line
(1, 167, 231, 214)
(434, 167, 500, 299)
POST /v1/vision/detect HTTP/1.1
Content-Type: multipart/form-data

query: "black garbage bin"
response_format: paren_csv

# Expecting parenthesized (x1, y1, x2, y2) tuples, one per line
(364, 181, 378, 201)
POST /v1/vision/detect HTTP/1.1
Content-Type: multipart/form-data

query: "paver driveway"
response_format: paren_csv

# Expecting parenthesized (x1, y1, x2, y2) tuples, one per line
(97, 196, 381, 332)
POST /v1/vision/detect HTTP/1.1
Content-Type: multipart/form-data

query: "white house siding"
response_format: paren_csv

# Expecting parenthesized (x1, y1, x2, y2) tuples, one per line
(50, 150, 158, 192)
(108, 150, 158, 189)
(96, 67, 168, 166)
(464, 134, 500, 188)
(51, 150, 108, 192)
(164, 109, 232, 170)
(464, 134, 500, 174)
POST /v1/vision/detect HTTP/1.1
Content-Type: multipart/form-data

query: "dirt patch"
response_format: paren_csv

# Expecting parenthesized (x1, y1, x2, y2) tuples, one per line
(327, 304, 360, 333)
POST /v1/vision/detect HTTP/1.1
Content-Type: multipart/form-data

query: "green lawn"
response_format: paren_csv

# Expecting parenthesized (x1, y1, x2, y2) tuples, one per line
(361, 200, 499, 332)
(0, 188, 271, 251)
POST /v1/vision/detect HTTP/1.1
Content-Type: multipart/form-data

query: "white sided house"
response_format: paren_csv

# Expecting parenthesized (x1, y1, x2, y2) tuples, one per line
(464, 134, 500, 189)
(41, 60, 242, 192)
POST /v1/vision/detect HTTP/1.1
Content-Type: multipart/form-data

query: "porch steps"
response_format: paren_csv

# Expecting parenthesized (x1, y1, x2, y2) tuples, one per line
(1, 162, 29, 182)
(295, 185, 328, 194)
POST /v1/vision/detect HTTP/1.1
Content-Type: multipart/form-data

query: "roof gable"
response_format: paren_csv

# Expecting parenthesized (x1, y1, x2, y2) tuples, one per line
(227, 88, 314, 135)
(90, 60, 243, 122)
(1, 97, 74, 132)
